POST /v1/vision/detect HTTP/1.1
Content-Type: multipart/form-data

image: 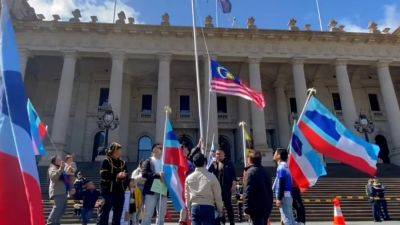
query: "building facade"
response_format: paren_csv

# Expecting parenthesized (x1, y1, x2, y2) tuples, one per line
(10, 4, 400, 166)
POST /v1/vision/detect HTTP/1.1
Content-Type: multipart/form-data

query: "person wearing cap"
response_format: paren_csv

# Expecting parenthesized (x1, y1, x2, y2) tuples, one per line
(141, 143, 167, 225)
(185, 153, 224, 225)
(208, 148, 237, 225)
(97, 142, 129, 225)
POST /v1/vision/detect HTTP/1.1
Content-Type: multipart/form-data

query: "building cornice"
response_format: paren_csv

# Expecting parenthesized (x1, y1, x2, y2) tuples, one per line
(14, 20, 400, 45)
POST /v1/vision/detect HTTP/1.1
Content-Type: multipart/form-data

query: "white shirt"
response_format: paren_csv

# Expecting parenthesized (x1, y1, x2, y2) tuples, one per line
(151, 156, 163, 173)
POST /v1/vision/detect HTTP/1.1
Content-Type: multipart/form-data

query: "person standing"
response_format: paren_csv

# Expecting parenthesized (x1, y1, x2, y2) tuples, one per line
(97, 142, 129, 225)
(81, 181, 100, 225)
(185, 153, 224, 225)
(243, 150, 273, 225)
(141, 144, 168, 225)
(208, 149, 237, 225)
(47, 156, 68, 225)
(179, 142, 196, 225)
(292, 184, 306, 225)
(273, 148, 297, 225)
(372, 179, 391, 221)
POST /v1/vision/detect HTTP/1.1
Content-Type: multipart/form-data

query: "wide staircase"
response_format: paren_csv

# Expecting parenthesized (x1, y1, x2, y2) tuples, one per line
(40, 163, 400, 223)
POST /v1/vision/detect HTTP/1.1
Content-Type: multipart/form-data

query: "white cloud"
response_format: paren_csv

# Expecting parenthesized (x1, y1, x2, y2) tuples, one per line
(29, 0, 141, 23)
(340, 4, 400, 33)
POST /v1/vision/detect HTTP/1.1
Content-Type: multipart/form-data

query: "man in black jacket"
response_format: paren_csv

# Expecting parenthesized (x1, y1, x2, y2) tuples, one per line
(208, 148, 237, 225)
(97, 142, 129, 225)
(243, 150, 273, 225)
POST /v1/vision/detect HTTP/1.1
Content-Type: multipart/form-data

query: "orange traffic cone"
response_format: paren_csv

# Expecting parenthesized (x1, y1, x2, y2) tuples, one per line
(333, 197, 346, 225)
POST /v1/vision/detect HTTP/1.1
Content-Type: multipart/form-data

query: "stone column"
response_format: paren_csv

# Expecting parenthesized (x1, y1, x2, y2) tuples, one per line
(376, 61, 400, 165)
(19, 48, 31, 80)
(52, 51, 78, 151)
(203, 55, 218, 149)
(248, 58, 271, 165)
(291, 58, 308, 112)
(274, 83, 291, 147)
(335, 59, 358, 130)
(70, 75, 90, 160)
(108, 52, 126, 142)
(155, 54, 171, 143)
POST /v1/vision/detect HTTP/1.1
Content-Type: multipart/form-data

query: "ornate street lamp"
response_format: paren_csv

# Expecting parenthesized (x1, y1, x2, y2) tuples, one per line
(354, 114, 374, 142)
(97, 102, 119, 155)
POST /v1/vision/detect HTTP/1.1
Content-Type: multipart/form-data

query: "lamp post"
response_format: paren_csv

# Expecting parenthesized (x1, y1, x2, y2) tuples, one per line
(354, 114, 374, 142)
(97, 102, 119, 155)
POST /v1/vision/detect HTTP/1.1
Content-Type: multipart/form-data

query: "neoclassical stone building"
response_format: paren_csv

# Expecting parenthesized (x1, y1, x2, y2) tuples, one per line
(9, 2, 400, 166)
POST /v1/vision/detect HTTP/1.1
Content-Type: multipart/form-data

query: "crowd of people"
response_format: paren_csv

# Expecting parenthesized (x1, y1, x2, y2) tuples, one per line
(46, 140, 389, 225)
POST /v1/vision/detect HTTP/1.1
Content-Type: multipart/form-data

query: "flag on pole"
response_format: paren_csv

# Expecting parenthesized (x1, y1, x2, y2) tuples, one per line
(27, 99, 47, 156)
(206, 139, 216, 169)
(0, 2, 45, 225)
(162, 118, 190, 211)
(243, 128, 254, 157)
(297, 96, 379, 176)
(219, 0, 232, 13)
(288, 125, 327, 192)
(210, 60, 266, 109)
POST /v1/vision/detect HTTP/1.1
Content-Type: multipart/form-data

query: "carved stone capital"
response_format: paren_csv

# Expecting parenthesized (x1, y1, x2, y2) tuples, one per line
(248, 57, 261, 64)
(110, 51, 126, 61)
(376, 60, 392, 69)
(334, 59, 349, 67)
(291, 57, 306, 65)
(158, 53, 172, 62)
(19, 48, 32, 58)
(62, 50, 78, 60)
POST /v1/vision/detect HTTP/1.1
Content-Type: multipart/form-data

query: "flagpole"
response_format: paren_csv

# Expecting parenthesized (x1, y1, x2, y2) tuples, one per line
(205, 57, 212, 151)
(215, 0, 219, 28)
(239, 121, 247, 167)
(296, 88, 317, 126)
(191, 0, 205, 150)
(112, 0, 118, 23)
(160, 106, 171, 217)
(315, 0, 323, 31)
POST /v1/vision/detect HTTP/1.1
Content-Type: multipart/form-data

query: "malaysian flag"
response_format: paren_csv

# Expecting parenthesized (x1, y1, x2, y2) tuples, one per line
(210, 60, 266, 109)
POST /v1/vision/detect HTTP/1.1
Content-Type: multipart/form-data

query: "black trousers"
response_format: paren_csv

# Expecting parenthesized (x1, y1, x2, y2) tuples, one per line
(97, 192, 125, 225)
(222, 192, 235, 225)
(292, 189, 306, 223)
(250, 215, 267, 225)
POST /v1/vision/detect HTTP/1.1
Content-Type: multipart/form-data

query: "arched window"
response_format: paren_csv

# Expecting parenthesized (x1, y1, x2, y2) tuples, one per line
(92, 131, 105, 162)
(375, 135, 390, 164)
(138, 136, 152, 161)
(218, 135, 232, 160)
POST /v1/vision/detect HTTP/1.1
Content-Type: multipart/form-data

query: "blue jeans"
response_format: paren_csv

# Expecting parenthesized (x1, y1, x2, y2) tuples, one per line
(141, 194, 167, 225)
(279, 196, 297, 225)
(191, 205, 215, 225)
(81, 208, 93, 225)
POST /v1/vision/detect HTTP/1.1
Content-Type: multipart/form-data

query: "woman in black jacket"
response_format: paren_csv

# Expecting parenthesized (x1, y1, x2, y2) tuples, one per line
(243, 150, 273, 225)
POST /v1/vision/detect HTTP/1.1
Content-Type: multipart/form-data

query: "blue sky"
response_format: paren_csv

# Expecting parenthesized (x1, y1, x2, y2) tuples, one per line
(31, 0, 400, 32)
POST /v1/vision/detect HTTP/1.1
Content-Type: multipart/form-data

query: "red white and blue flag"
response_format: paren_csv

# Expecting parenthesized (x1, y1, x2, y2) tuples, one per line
(162, 119, 190, 211)
(210, 60, 266, 109)
(289, 124, 327, 192)
(298, 96, 380, 176)
(27, 99, 48, 156)
(0, 2, 45, 225)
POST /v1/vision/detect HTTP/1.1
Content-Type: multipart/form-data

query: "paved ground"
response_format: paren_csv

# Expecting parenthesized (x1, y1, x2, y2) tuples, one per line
(73, 221, 399, 225)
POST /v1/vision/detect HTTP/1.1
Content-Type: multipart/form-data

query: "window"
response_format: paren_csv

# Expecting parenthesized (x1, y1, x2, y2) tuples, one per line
(98, 88, 109, 107)
(332, 93, 342, 111)
(180, 95, 190, 117)
(138, 136, 152, 161)
(369, 94, 380, 111)
(141, 95, 152, 112)
(289, 98, 297, 113)
(217, 96, 227, 113)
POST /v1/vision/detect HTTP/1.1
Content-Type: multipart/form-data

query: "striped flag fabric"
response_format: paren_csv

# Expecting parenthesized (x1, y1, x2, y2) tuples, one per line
(210, 60, 266, 109)
(298, 96, 380, 176)
(206, 139, 216, 169)
(243, 128, 254, 157)
(0, 2, 45, 225)
(27, 99, 47, 156)
(162, 118, 190, 211)
(288, 125, 327, 192)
